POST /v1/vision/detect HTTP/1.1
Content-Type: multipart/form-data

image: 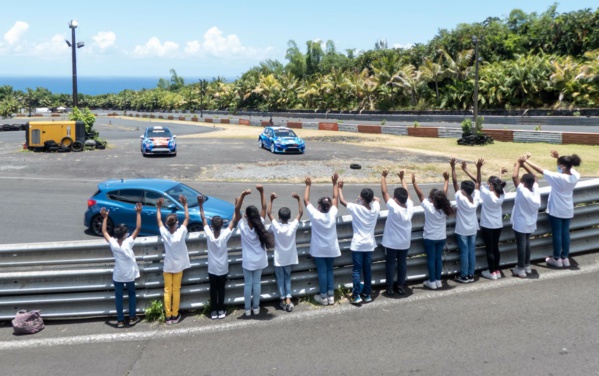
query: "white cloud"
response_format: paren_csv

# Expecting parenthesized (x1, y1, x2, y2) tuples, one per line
(183, 26, 272, 59)
(393, 43, 414, 50)
(93, 31, 116, 50)
(130, 37, 179, 57)
(31, 34, 70, 56)
(4, 21, 28, 45)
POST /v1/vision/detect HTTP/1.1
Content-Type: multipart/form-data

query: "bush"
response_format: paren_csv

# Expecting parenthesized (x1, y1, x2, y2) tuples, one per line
(461, 118, 472, 136)
(144, 300, 165, 322)
(413, 121, 420, 127)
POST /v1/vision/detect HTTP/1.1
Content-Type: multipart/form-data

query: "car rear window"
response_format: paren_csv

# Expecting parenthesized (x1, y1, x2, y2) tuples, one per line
(107, 189, 143, 204)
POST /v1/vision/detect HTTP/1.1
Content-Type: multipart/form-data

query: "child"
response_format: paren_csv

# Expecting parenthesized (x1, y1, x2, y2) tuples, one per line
(156, 195, 190, 325)
(450, 157, 482, 284)
(199, 194, 239, 320)
(412, 172, 454, 290)
(522, 150, 581, 268)
(267, 191, 303, 312)
(381, 169, 414, 296)
(236, 185, 273, 317)
(304, 173, 341, 306)
(511, 155, 541, 277)
(100, 204, 142, 328)
(338, 179, 381, 304)
(462, 160, 507, 280)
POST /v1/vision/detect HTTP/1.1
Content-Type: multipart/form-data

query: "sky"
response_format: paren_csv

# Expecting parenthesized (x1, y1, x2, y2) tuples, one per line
(1, 0, 597, 78)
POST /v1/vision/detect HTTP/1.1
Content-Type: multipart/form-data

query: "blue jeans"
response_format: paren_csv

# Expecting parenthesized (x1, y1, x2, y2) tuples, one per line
(424, 239, 444, 282)
(352, 251, 372, 296)
(549, 215, 571, 259)
(313, 257, 335, 297)
(243, 268, 263, 310)
(275, 265, 292, 299)
(114, 280, 136, 322)
(456, 234, 476, 278)
(385, 248, 408, 289)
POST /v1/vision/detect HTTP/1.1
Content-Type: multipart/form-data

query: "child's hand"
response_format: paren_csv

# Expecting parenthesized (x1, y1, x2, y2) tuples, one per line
(411, 173, 416, 184)
(449, 157, 457, 169)
(518, 155, 527, 165)
(398, 170, 404, 180)
(291, 192, 300, 200)
(241, 189, 252, 196)
(382, 169, 389, 178)
(338, 179, 344, 189)
(461, 161, 468, 171)
(135, 203, 142, 212)
(443, 171, 449, 181)
(156, 198, 164, 208)
(525, 152, 531, 160)
(550, 150, 559, 159)
(270, 192, 278, 200)
(305, 176, 312, 186)
(179, 194, 187, 206)
(500, 167, 508, 175)
(255, 184, 264, 193)
(476, 158, 485, 168)
(331, 172, 339, 184)
(197, 195, 204, 205)
(100, 207, 109, 217)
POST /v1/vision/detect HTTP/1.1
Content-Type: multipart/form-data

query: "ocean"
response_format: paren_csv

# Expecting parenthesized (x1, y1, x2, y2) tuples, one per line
(0, 76, 230, 95)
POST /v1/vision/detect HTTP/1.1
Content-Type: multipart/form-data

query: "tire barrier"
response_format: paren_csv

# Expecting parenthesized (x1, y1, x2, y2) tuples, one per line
(1, 180, 598, 320)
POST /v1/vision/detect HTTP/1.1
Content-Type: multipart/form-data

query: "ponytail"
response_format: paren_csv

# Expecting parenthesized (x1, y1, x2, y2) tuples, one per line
(431, 190, 454, 216)
(558, 154, 581, 169)
(245, 205, 273, 249)
(488, 176, 506, 196)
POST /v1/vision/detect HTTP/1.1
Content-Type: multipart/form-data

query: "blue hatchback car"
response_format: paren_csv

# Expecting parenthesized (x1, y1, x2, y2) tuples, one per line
(258, 127, 305, 154)
(84, 179, 234, 236)
(140, 126, 177, 156)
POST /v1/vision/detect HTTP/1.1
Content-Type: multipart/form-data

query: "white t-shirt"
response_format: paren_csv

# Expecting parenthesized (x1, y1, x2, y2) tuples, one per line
(382, 198, 414, 250)
(454, 190, 482, 236)
(543, 169, 579, 219)
(479, 185, 505, 229)
(421, 199, 447, 241)
(270, 219, 300, 267)
(306, 204, 341, 258)
(347, 201, 380, 252)
(109, 237, 140, 282)
(239, 217, 268, 271)
(511, 183, 541, 233)
(205, 226, 233, 276)
(160, 225, 191, 273)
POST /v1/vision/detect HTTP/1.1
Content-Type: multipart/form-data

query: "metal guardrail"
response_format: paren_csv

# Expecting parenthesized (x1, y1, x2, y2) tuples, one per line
(1, 180, 598, 320)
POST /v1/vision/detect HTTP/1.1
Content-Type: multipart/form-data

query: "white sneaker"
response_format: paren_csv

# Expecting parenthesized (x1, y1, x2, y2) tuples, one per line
(314, 294, 328, 306)
(252, 308, 260, 315)
(495, 271, 502, 279)
(512, 267, 526, 278)
(218, 310, 226, 319)
(423, 280, 437, 290)
(546, 257, 563, 268)
(327, 296, 335, 305)
(435, 280, 442, 288)
(244, 309, 251, 317)
(481, 270, 497, 280)
(562, 258, 571, 267)
(524, 266, 532, 274)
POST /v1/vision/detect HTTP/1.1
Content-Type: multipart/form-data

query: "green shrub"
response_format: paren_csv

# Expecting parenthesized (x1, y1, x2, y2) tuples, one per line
(144, 300, 165, 323)
(381, 119, 386, 125)
(461, 118, 472, 135)
(413, 121, 420, 127)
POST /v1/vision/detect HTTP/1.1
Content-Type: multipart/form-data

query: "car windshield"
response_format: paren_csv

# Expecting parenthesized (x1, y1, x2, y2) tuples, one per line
(165, 183, 205, 207)
(274, 129, 296, 138)
(147, 129, 172, 138)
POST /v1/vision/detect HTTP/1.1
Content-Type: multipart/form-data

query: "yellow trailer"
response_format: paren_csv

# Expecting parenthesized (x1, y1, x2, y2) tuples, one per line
(25, 121, 86, 152)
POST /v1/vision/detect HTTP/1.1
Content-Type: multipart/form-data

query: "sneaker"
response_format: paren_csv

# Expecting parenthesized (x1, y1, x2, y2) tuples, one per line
(468, 275, 475, 282)
(327, 296, 335, 305)
(397, 286, 406, 295)
(423, 280, 437, 290)
(170, 313, 181, 324)
(455, 275, 470, 284)
(385, 288, 394, 296)
(165, 316, 173, 325)
(512, 267, 526, 278)
(286, 302, 294, 312)
(494, 271, 502, 279)
(218, 310, 226, 319)
(546, 257, 563, 268)
(128, 316, 141, 326)
(361, 294, 372, 303)
(313, 294, 328, 306)
(280, 300, 286, 310)
(117, 321, 125, 328)
(562, 258, 571, 267)
(350, 295, 362, 304)
(211, 311, 218, 320)
(252, 308, 260, 315)
(524, 266, 532, 274)
(435, 280, 442, 289)
(244, 309, 251, 317)
(481, 270, 497, 280)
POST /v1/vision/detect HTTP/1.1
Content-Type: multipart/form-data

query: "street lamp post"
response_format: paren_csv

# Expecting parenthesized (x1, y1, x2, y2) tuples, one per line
(198, 79, 207, 118)
(472, 36, 481, 126)
(65, 20, 84, 108)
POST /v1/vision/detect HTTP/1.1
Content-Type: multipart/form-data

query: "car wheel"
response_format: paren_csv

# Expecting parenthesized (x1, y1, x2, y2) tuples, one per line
(91, 214, 113, 236)
(258, 138, 263, 149)
(270, 143, 275, 153)
(188, 223, 203, 233)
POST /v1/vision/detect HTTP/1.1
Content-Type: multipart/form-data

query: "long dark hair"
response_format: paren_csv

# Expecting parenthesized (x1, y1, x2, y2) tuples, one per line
(245, 205, 273, 249)
(558, 154, 582, 170)
(429, 189, 454, 216)
(488, 176, 506, 196)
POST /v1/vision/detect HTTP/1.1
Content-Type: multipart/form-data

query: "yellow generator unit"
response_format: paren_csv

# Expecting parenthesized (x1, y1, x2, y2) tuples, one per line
(25, 121, 86, 152)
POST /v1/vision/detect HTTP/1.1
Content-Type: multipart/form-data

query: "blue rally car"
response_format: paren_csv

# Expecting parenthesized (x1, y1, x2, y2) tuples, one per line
(84, 179, 234, 236)
(140, 126, 177, 156)
(258, 126, 305, 154)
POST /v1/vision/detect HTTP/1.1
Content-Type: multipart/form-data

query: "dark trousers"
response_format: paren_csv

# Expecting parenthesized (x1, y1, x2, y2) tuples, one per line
(481, 227, 502, 273)
(513, 230, 531, 269)
(385, 247, 408, 289)
(209, 273, 227, 312)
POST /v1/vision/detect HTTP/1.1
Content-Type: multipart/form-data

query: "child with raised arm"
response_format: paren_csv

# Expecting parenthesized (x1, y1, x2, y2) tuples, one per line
(236, 185, 272, 317)
(304, 173, 341, 306)
(412, 172, 454, 290)
(511, 155, 541, 278)
(199, 194, 238, 320)
(381, 169, 414, 296)
(450, 157, 482, 284)
(156, 195, 190, 325)
(337, 179, 380, 304)
(523, 150, 581, 268)
(101, 203, 142, 328)
(462, 160, 507, 280)
(267, 192, 303, 312)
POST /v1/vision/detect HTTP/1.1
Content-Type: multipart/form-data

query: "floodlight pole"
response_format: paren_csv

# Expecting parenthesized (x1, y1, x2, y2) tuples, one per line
(472, 36, 480, 125)
(69, 20, 79, 108)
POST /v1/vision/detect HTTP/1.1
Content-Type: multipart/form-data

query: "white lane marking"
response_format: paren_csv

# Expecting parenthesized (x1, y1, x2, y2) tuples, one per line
(1, 261, 597, 351)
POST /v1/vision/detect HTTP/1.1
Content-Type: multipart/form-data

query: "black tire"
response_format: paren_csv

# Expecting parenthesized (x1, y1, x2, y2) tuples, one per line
(57, 146, 70, 152)
(188, 223, 203, 233)
(96, 142, 106, 150)
(60, 137, 73, 148)
(91, 214, 113, 236)
(350, 163, 362, 170)
(71, 141, 84, 152)
(270, 143, 275, 153)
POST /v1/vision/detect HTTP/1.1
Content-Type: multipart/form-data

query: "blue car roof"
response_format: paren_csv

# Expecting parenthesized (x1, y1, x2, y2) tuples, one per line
(98, 178, 181, 191)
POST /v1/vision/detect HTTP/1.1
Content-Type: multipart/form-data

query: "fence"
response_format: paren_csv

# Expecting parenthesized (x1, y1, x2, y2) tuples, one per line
(1, 180, 598, 320)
